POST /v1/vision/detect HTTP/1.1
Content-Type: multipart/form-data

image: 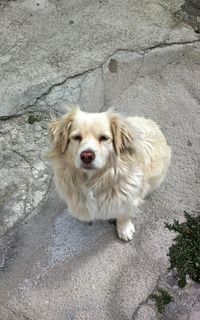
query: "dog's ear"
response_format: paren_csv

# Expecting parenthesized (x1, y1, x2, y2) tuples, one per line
(49, 113, 74, 154)
(109, 114, 134, 156)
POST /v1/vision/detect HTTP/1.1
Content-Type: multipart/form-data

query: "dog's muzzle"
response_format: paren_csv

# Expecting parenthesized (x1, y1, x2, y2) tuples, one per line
(80, 149, 95, 169)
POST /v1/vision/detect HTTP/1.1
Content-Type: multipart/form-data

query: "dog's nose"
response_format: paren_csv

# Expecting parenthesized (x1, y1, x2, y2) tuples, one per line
(80, 150, 95, 164)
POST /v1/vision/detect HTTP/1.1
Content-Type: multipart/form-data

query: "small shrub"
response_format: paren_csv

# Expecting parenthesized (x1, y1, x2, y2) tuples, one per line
(165, 212, 200, 287)
(151, 288, 172, 313)
(28, 114, 41, 124)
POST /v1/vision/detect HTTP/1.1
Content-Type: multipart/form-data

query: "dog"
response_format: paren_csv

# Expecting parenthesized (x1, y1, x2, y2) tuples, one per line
(47, 107, 171, 241)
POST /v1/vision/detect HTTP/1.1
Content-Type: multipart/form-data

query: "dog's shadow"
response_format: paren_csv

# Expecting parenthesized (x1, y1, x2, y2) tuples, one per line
(48, 189, 160, 269)
(48, 209, 115, 267)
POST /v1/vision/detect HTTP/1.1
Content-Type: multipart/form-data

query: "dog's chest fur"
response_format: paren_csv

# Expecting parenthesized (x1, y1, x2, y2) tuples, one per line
(56, 165, 144, 221)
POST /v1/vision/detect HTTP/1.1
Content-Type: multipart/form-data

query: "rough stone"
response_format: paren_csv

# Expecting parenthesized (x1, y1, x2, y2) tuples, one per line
(0, 114, 51, 236)
(0, 0, 199, 117)
(160, 282, 200, 320)
(43, 68, 104, 114)
(135, 304, 157, 320)
(1, 41, 200, 317)
(174, 0, 200, 33)
(0, 0, 200, 319)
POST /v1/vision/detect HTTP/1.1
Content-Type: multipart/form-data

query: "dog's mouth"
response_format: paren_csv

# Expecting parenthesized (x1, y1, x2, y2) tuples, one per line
(81, 164, 96, 170)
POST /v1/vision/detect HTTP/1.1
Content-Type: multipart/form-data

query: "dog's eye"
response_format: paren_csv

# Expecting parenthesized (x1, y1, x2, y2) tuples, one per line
(99, 135, 109, 142)
(72, 135, 82, 142)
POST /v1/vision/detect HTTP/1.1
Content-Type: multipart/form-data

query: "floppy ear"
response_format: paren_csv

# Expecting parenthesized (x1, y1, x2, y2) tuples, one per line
(49, 113, 73, 154)
(110, 114, 134, 156)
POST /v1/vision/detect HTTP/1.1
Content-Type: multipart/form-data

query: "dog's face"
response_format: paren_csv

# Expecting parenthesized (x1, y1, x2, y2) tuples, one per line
(49, 108, 133, 172)
(67, 111, 115, 171)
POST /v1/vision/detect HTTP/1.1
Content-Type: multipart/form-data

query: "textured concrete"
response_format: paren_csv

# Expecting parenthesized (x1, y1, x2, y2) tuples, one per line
(0, 113, 51, 236)
(0, 0, 199, 118)
(0, 0, 200, 319)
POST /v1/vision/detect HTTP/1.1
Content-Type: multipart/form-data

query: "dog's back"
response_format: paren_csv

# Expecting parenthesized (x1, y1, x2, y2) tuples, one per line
(127, 116, 171, 195)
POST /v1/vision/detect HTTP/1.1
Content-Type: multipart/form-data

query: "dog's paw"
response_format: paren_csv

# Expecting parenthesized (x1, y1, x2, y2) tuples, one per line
(117, 219, 135, 241)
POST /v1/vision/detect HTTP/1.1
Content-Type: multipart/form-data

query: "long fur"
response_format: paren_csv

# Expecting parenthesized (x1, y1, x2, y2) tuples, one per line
(46, 108, 171, 238)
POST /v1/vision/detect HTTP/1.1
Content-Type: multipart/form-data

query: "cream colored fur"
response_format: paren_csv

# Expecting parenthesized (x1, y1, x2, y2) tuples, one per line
(47, 108, 171, 241)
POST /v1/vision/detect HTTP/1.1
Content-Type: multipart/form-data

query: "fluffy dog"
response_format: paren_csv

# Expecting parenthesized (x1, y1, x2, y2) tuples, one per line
(47, 107, 171, 241)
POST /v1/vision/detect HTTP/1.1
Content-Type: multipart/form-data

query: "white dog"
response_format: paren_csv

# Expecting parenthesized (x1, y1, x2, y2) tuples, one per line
(47, 107, 171, 241)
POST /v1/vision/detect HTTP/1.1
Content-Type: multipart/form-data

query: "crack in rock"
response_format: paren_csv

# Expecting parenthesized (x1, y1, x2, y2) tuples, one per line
(174, 0, 200, 33)
(1, 38, 200, 235)
(0, 39, 199, 120)
(0, 114, 51, 236)
(20, 39, 200, 114)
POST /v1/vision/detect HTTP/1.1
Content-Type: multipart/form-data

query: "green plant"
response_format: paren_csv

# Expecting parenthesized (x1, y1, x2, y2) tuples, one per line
(28, 114, 41, 124)
(151, 288, 172, 313)
(165, 212, 200, 288)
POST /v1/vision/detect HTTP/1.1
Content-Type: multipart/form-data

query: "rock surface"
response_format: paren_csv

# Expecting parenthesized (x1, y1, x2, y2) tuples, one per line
(0, 0, 200, 319)
(0, 0, 199, 118)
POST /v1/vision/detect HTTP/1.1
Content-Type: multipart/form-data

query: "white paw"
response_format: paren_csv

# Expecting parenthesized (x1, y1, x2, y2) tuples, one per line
(117, 219, 135, 241)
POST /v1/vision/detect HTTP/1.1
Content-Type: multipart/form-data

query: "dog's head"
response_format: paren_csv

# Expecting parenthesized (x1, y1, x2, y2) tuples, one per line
(48, 108, 134, 172)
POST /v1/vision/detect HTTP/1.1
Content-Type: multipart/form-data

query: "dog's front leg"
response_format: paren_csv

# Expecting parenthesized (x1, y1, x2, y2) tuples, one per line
(116, 216, 135, 241)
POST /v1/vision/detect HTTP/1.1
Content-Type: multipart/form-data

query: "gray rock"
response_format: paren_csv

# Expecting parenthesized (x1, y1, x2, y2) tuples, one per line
(135, 305, 157, 320)
(162, 283, 200, 320)
(0, 1, 200, 319)
(0, 0, 198, 117)
(44, 69, 104, 114)
(0, 115, 51, 236)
